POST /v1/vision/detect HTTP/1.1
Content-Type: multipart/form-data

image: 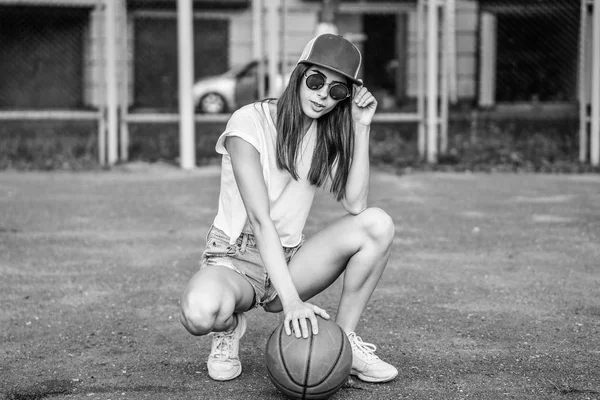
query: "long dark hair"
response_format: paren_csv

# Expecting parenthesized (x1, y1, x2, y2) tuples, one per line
(275, 63, 354, 201)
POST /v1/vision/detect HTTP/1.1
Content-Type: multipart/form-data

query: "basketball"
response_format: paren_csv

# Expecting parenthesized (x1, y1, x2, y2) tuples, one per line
(265, 316, 352, 400)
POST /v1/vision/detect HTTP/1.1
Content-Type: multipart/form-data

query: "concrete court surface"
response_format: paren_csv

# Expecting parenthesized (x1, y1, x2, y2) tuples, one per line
(1, 164, 600, 400)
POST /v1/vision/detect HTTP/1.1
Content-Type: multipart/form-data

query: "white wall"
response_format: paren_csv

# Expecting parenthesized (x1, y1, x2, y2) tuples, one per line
(81, 1, 318, 109)
(83, 0, 130, 108)
(81, 0, 481, 108)
(407, 0, 478, 100)
(229, 3, 318, 70)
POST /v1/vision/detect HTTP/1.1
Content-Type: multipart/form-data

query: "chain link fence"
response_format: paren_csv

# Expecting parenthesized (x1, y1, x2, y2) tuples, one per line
(0, 5, 91, 109)
(479, 0, 580, 104)
(0, 1, 585, 111)
(0, 0, 595, 169)
(131, 10, 230, 111)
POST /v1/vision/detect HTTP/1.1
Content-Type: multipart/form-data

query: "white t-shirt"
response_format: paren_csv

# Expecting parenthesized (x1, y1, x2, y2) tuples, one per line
(213, 102, 317, 247)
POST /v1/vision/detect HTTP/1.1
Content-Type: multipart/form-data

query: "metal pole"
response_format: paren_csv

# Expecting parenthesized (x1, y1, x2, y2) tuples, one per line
(316, 0, 339, 35)
(178, 0, 196, 169)
(440, 0, 449, 154)
(417, 0, 426, 159)
(281, 0, 288, 82)
(426, 0, 439, 163)
(118, 0, 129, 161)
(479, 13, 497, 108)
(266, 0, 280, 98)
(105, 0, 119, 165)
(447, 0, 457, 104)
(579, 0, 588, 162)
(591, 0, 600, 166)
(97, 3, 106, 166)
(98, 108, 106, 166)
(253, 0, 265, 99)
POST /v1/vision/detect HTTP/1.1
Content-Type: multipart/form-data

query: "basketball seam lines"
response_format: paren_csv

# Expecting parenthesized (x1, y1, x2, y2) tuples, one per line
(277, 326, 306, 390)
(302, 332, 313, 399)
(304, 328, 346, 387)
(270, 323, 349, 398)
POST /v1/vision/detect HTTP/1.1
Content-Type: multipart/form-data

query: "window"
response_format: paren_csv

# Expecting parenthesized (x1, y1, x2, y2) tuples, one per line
(480, 1, 579, 104)
(0, 7, 89, 109)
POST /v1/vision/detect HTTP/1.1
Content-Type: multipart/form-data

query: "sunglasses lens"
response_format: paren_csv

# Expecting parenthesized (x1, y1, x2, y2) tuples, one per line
(305, 73, 350, 100)
(329, 84, 349, 100)
(306, 74, 325, 90)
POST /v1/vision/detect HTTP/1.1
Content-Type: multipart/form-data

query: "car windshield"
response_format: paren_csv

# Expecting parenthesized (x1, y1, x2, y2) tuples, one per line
(224, 61, 258, 78)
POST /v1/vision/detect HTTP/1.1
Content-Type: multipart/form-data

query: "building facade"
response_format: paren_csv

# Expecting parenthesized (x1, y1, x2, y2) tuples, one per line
(0, 0, 583, 115)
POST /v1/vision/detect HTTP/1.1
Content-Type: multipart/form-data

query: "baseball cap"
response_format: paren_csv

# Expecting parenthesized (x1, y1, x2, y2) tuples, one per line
(297, 34, 362, 86)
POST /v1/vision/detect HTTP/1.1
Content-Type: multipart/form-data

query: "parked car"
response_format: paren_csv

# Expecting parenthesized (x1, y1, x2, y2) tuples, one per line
(193, 60, 289, 114)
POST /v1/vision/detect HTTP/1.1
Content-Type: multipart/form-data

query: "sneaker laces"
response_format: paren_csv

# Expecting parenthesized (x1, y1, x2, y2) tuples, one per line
(210, 331, 235, 359)
(210, 315, 239, 360)
(348, 332, 380, 361)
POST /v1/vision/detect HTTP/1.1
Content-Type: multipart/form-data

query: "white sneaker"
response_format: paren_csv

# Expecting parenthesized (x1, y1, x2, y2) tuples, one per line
(347, 332, 398, 383)
(207, 313, 247, 381)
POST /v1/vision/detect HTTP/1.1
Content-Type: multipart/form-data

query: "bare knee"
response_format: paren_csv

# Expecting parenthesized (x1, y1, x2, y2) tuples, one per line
(358, 207, 395, 246)
(179, 292, 218, 336)
(180, 290, 233, 336)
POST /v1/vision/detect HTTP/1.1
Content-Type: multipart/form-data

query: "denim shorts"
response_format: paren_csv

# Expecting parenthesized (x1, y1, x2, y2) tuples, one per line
(199, 225, 304, 309)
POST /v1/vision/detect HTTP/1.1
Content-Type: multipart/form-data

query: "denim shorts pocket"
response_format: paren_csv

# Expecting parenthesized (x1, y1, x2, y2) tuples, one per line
(204, 239, 238, 258)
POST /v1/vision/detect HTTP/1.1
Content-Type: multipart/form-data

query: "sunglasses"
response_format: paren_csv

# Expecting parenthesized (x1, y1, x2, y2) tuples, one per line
(304, 73, 351, 101)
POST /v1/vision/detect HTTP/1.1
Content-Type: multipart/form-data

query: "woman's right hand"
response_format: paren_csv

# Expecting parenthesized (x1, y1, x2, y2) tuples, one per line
(283, 301, 330, 338)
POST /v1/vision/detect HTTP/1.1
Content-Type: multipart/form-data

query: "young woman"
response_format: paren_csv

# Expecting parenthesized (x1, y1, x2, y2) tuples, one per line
(180, 34, 397, 384)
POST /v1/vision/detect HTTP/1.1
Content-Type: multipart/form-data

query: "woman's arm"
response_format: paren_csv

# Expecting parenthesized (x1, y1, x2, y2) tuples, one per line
(225, 136, 327, 337)
(340, 84, 377, 214)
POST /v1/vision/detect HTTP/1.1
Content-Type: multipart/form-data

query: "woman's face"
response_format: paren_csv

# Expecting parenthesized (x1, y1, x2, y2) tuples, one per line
(299, 66, 349, 120)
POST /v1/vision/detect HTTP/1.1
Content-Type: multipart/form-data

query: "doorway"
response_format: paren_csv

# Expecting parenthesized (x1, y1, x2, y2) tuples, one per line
(362, 13, 407, 110)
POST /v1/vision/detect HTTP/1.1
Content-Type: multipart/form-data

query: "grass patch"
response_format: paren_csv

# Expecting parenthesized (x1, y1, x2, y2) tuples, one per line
(1, 116, 599, 173)
(0, 120, 98, 170)
(127, 122, 223, 166)
(370, 117, 600, 173)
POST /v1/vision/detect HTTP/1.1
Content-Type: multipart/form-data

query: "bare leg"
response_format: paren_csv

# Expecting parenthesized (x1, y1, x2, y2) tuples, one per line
(264, 207, 394, 333)
(180, 265, 255, 335)
(180, 264, 256, 381)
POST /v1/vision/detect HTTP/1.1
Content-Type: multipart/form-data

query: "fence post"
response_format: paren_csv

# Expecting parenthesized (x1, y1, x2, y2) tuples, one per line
(253, 0, 265, 99)
(105, 0, 119, 165)
(417, 0, 426, 160)
(479, 12, 496, 108)
(579, 0, 588, 163)
(592, 0, 600, 166)
(266, 0, 281, 98)
(427, 0, 439, 163)
(178, 0, 196, 170)
(440, 0, 451, 155)
(119, 0, 129, 162)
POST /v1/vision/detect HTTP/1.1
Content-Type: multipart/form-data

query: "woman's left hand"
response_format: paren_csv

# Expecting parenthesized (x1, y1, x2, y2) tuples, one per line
(351, 81, 378, 126)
